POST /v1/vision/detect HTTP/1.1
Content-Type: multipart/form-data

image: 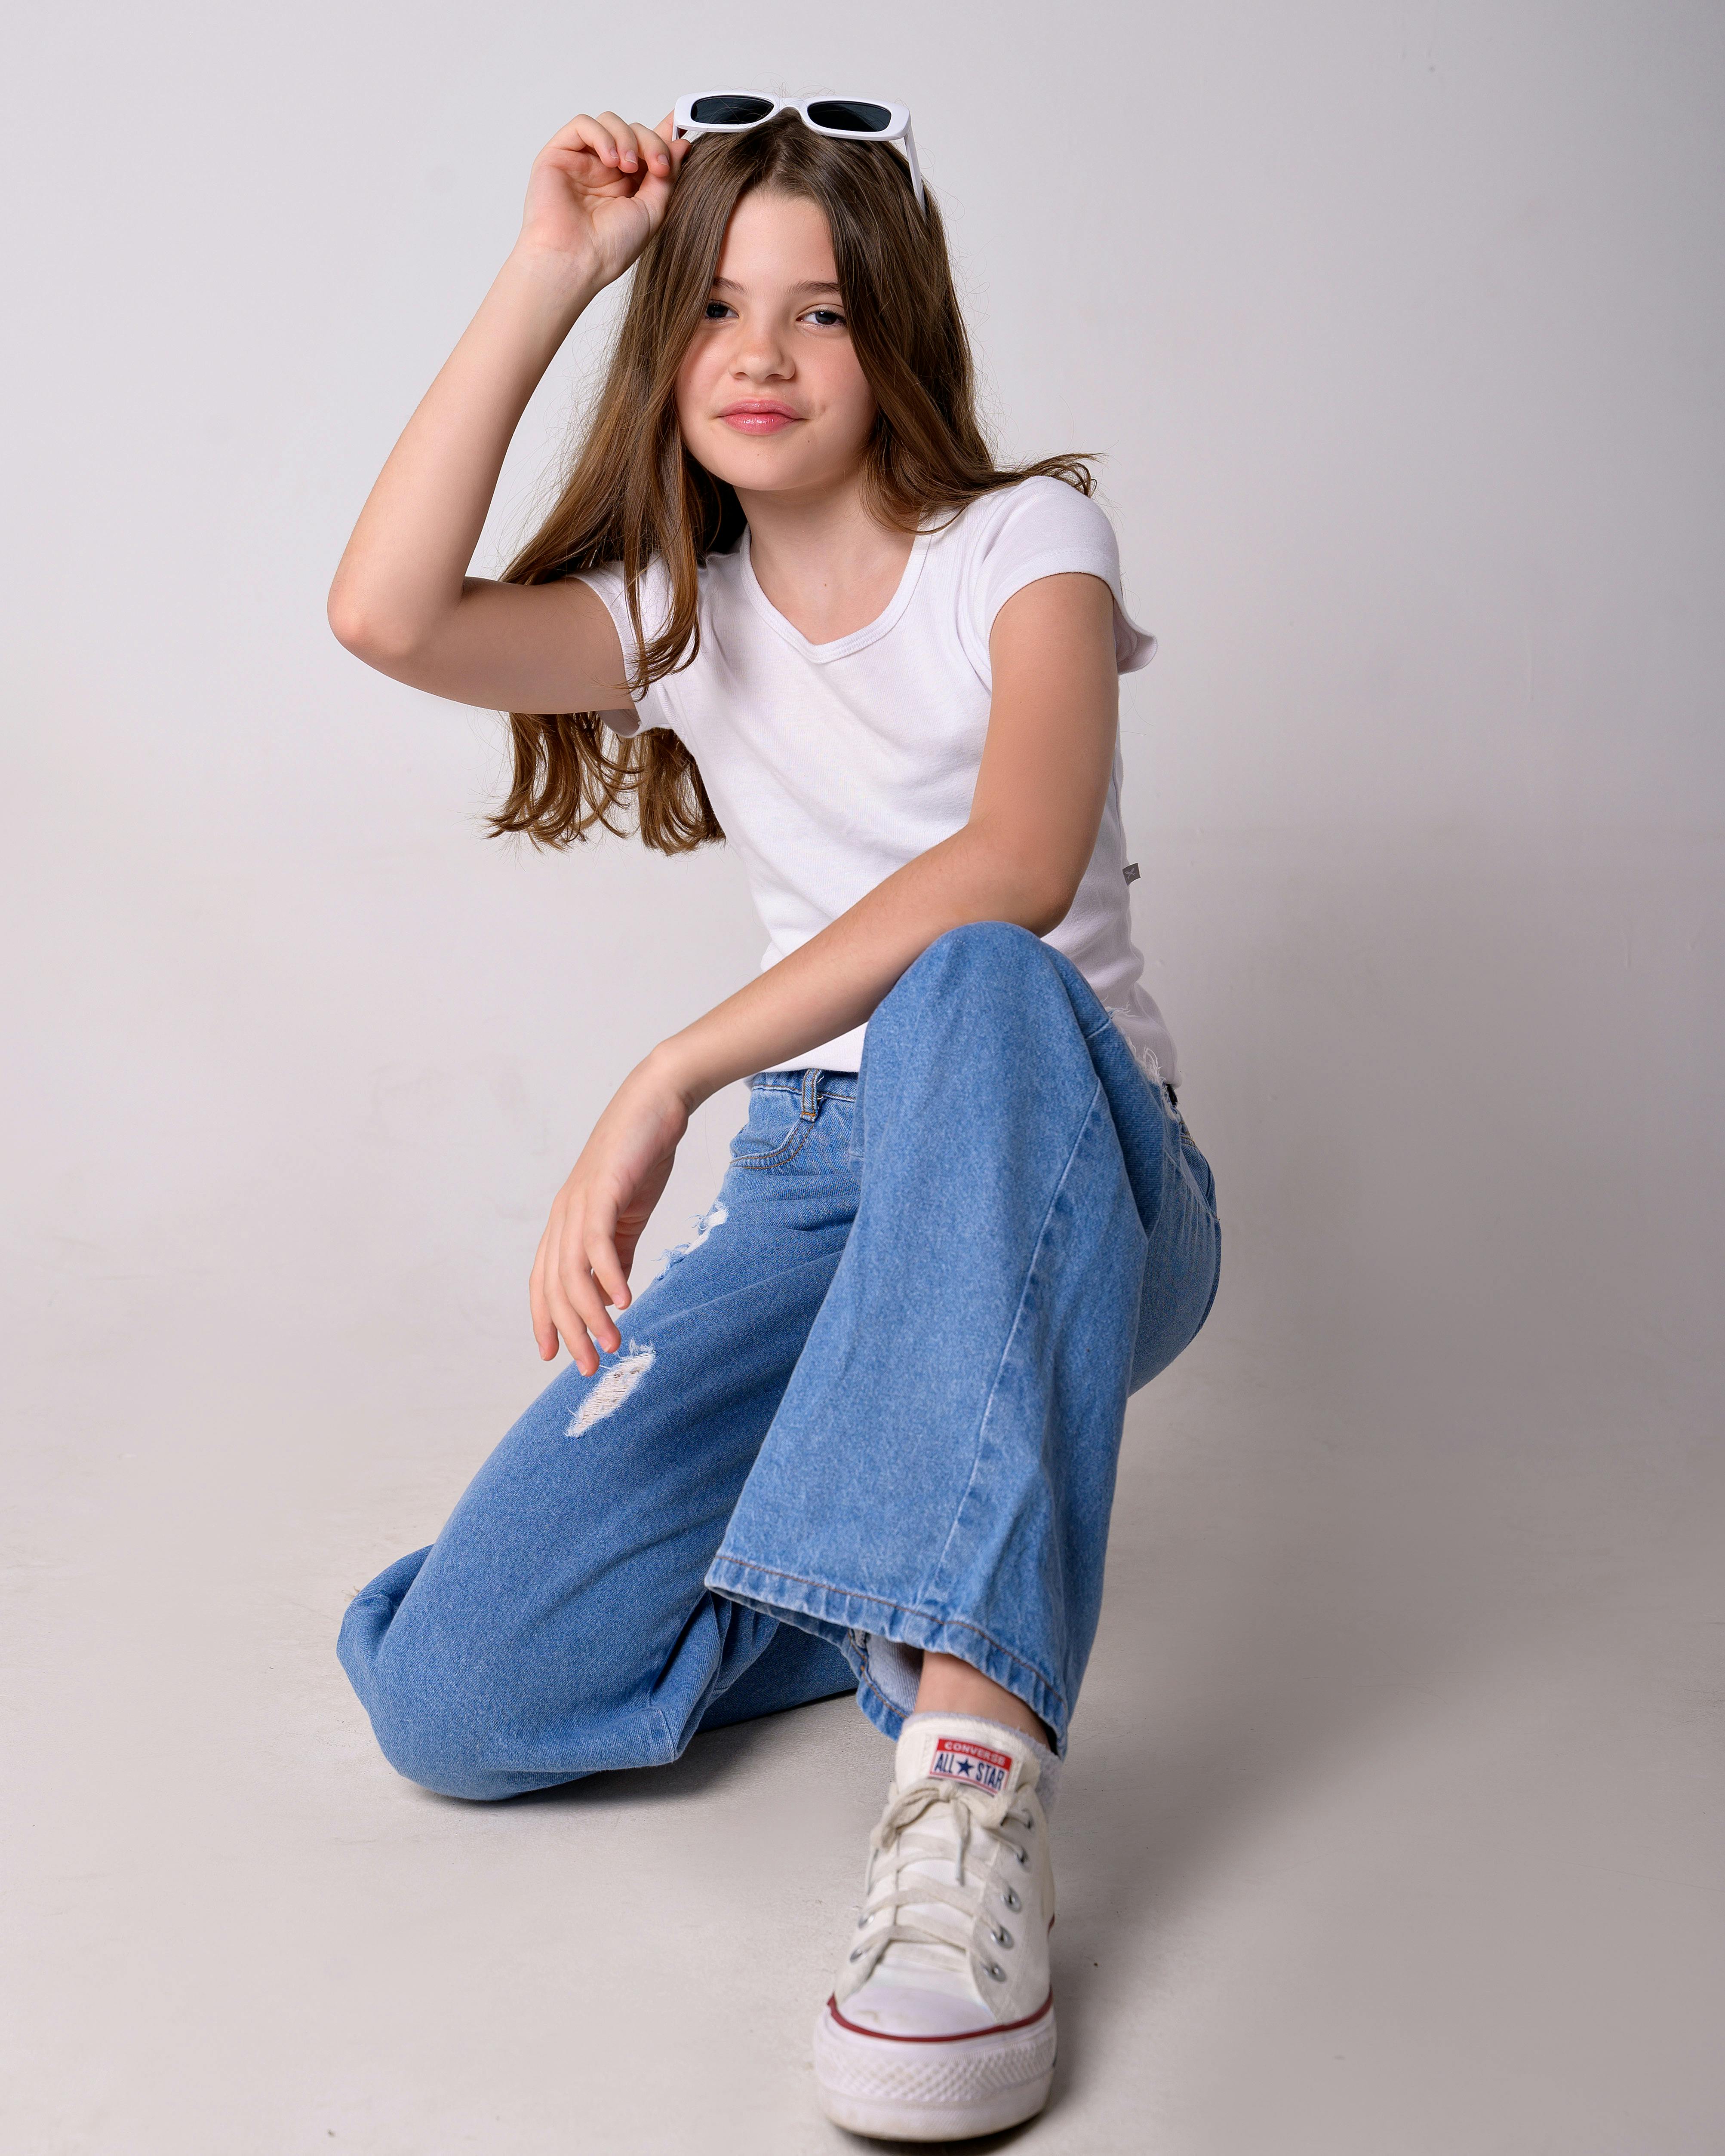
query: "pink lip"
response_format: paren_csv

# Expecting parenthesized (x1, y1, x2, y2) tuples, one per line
(718, 401, 803, 434)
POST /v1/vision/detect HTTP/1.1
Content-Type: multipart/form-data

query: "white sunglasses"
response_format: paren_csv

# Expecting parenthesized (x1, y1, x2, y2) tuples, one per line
(672, 93, 925, 215)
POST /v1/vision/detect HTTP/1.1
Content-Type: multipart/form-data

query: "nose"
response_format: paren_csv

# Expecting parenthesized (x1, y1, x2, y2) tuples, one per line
(729, 316, 793, 384)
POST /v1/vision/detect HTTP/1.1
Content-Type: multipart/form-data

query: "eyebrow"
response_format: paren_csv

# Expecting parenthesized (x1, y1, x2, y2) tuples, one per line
(709, 276, 843, 297)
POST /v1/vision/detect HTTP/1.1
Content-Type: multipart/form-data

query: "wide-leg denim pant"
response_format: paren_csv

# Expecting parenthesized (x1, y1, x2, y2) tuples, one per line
(338, 924, 1220, 1800)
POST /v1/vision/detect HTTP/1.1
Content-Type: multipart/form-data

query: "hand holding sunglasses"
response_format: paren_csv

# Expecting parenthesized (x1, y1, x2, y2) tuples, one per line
(511, 94, 926, 304)
(517, 108, 690, 288)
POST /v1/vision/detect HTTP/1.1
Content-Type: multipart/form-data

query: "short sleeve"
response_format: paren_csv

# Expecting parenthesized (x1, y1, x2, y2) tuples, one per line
(569, 556, 677, 734)
(967, 477, 1156, 673)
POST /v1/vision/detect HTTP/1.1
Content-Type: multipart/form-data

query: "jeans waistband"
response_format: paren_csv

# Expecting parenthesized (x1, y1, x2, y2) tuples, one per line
(749, 1068, 859, 1106)
(750, 1066, 1175, 1115)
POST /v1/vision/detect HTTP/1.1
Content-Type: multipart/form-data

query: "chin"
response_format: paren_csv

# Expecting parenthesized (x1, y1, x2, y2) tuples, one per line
(695, 439, 834, 498)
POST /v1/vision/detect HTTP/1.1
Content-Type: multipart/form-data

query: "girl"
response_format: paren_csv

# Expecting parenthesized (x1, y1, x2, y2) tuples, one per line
(329, 99, 1219, 2141)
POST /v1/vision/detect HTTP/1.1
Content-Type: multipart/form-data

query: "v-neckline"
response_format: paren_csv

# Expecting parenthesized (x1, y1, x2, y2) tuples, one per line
(738, 524, 934, 664)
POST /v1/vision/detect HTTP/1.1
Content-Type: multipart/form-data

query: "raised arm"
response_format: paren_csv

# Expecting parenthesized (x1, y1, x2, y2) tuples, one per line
(535, 569, 1122, 1369)
(327, 111, 688, 714)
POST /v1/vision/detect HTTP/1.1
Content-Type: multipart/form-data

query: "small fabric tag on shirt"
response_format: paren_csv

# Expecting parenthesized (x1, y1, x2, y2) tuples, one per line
(929, 1736, 1013, 1794)
(1123, 861, 1141, 885)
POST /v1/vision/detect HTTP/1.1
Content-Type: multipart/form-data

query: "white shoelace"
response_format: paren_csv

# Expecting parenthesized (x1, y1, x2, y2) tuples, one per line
(849, 1776, 1035, 1994)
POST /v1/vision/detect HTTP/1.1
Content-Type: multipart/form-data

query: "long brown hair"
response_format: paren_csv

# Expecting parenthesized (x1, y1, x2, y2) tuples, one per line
(491, 112, 1095, 851)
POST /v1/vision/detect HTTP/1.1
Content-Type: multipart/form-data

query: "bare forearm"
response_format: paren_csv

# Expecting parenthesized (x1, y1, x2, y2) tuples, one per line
(649, 829, 1072, 1109)
(328, 249, 601, 654)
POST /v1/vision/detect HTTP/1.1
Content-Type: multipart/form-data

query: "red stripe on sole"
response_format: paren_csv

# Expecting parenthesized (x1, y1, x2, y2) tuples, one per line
(825, 1991, 1054, 2045)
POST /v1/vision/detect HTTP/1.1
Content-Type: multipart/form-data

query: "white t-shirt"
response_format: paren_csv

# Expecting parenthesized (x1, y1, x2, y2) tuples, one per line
(575, 475, 1178, 1082)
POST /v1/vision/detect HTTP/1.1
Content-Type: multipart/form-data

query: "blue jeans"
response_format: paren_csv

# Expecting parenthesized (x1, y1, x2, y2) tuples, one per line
(338, 924, 1220, 1800)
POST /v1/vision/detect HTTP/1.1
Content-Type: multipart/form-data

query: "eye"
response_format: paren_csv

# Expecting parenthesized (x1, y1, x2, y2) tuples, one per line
(703, 300, 736, 321)
(801, 307, 846, 329)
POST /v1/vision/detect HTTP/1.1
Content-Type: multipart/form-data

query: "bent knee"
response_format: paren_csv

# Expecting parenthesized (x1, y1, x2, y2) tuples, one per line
(907, 920, 1050, 997)
(881, 921, 1059, 1030)
(927, 920, 1045, 969)
(359, 1637, 674, 1802)
(364, 1676, 512, 1800)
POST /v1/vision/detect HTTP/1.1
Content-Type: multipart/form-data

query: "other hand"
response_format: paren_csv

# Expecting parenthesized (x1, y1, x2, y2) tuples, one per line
(530, 1057, 691, 1373)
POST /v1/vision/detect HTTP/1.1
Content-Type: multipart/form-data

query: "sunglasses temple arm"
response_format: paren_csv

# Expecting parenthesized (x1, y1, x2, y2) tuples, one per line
(900, 118, 926, 214)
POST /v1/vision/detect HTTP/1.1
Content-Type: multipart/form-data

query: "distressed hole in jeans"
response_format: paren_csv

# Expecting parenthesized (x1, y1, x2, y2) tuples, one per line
(568, 1344, 655, 1436)
(649, 1200, 729, 1284)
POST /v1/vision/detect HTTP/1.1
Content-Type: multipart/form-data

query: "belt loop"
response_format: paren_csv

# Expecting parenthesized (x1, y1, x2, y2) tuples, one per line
(800, 1066, 821, 1119)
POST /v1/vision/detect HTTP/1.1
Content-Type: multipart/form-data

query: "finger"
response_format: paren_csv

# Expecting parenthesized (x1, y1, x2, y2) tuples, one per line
(550, 111, 622, 167)
(526, 1224, 552, 1354)
(595, 111, 635, 169)
(562, 1230, 623, 1349)
(625, 128, 686, 224)
(545, 1259, 600, 1375)
(529, 1227, 559, 1360)
(543, 112, 611, 163)
(560, 1250, 622, 1361)
(579, 1182, 633, 1309)
(536, 1193, 595, 1368)
(654, 111, 690, 169)
(553, 1198, 620, 1354)
(585, 1220, 631, 1312)
(630, 119, 672, 177)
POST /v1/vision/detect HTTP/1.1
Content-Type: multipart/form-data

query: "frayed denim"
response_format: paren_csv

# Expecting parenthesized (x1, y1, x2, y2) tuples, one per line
(338, 924, 1219, 1799)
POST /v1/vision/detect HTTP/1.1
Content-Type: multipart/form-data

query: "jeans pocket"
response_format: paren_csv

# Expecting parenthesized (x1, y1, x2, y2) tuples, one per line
(731, 1087, 816, 1171)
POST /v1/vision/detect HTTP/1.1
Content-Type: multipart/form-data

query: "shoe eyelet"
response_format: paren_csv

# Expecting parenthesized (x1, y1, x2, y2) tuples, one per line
(986, 1961, 1006, 1982)
(992, 1925, 1014, 1949)
(1002, 1886, 1021, 1911)
(848, 1946, 865, 1963)
(1015, 1847, 1029, 1866)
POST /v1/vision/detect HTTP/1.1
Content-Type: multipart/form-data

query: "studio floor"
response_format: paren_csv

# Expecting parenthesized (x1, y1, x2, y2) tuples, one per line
(6, 1315, 1721, 2156)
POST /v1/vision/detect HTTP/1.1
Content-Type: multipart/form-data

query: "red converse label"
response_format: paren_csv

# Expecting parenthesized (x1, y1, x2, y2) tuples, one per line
(929, 1736, 1013, 1794)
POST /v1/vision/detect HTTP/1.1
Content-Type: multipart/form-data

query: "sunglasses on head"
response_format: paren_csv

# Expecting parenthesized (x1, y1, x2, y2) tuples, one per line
(671, 94, 925, 215)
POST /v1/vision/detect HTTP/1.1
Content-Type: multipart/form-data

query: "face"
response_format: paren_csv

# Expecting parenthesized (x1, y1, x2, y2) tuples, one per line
(674, 189, 879, 503)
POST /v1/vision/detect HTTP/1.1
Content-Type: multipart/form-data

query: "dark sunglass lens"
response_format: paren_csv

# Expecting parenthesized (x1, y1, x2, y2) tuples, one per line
(689, 95, 775, 125)
(806, 100, 892, 133)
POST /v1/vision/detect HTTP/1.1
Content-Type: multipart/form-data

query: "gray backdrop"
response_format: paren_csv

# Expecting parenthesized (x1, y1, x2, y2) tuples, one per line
(4, 3, 1721, 2151)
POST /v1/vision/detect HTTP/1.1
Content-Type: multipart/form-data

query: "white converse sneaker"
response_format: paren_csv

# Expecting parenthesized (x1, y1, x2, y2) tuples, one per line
(813, 1714, 1057, 2141)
